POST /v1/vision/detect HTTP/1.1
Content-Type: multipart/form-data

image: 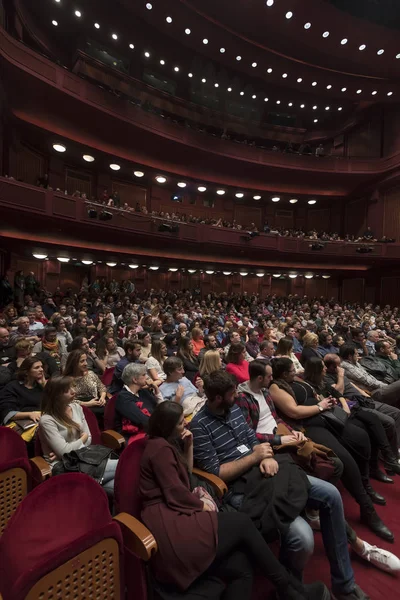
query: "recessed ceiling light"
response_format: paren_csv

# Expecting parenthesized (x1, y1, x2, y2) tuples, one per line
(146, 3, 152, 9)
(282, 73, 288, 78)
(227, 87, 232, 92)
(338, 107, 343, 111)
(240, 91, 244, 96)
(166, 16, 172, 23)
(396, 53, 400, 59)
(188, 72, 193, 77)
(276, 100, 281, 104)
(325, 106, 330, 111)
(198, 186, 206, 192)
(185, 28, 191, 34)
(159, 59, 165, 65)
(288, 102, 293, 106)
(144, 51, 150, 58)
(235, 192, 244, 198)
(313, 119, 318, 123)
(236, 55, 242, 61)
(322, 31, 330, 38)
(289, 198, 298, 204)
(156, 176, 167, 183)
(177, 182, 187, 188)
(106, 262, 117, 267)
(273, 274, 281, 278)
(359, 44, 366, 51)
(286, 11, 293, 19)
(54, 0, 61, 2)
(74, 10, 81, 17)
(388, 91, 393, 96)
(300, 104, 305, 108)
(252, 94, 256, 99)
(110, 163, 120, 170)
(202, 78, 206, 83)
(256, 273, 264, 278)
(129, 264, 139, 269)
(174, 66, 179, 72)
(53, 143, 66, 152)
(297, 77, 303, 83)
(304, 274, 314, 279)
(83, 154, 95, 162)
(149, 266, 159, 271)
(203, 38, 208, 44)
(308, 199, 317, 204)
(134, 170, 144, 177)
(94, 23, 100, 29)
(253, 195, 261, 200)
(57, 257, 70, 263)
(267, 68, 273, 73)
(356, 89, 362, 94)
(322, 275, 331, 279)
(220, 47, 226, 53)
(223, 271, 232, 275)
(326, 84, 332, 89)
(252, 62, 258, 68)
(169, 268, 178, 272)
(341, 38, 348, 45)
(289, 274, 297, 279)
(372, 90, 377, 95)
(272, 196, 280, 202)
(266, 0, 274, 6)
(82, 260, 93, 265)
(264, 97, 269, 102)
(187, 269, 196, 274)
(304, 22, 311, 29)
(33, 253, 48, 259)
(52, 20, 58, 26)
(312, 105, 317, 109)
(312, 81, 317, 86)
(112, 33, 118, 40)
(341, 87, 347, 92)
(205, 270, 214, 275)
(215, 83, 219, 88)
(239, 272, 248, 277)
(216, 190, 225, 195)
(129, 43, 134, 49)
(377, 49, 384, 55)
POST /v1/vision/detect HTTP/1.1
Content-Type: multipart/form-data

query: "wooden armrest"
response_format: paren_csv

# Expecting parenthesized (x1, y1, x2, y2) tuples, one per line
(192, 468, 227, 499)
(101, 430, 125, 450)
(30, 456, 52, 481)
(114, 512, 157, 561)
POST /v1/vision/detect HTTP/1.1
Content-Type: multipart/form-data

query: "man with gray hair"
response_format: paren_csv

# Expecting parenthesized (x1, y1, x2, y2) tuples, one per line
(114, 362, 160, 441)
(366, 330, 380, 356)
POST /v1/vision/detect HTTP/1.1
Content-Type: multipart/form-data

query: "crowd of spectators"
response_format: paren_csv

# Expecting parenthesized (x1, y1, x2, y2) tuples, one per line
(2, 277, 400, 598)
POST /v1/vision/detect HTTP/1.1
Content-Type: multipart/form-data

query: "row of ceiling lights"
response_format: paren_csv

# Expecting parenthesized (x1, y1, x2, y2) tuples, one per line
(50, 4, 394, 100)
(31, 253, 330, 277)
(51, 142, 317, 204)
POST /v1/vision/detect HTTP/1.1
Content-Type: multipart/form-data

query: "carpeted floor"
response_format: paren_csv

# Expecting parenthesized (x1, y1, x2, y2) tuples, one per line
(304, 476, 400, 599)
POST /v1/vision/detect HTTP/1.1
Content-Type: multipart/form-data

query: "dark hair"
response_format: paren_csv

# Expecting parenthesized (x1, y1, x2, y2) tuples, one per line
(351, 328, 363, 339)
(17, 356, 43, 382)
(249, 360, 269, 381)
(318, 331, 331, 345)
(124, 340, 141, 353)
(323, 354, 339, 369)
(177, 336, 197, 362)
(339, 344, 356, 361)
(303, 357, 324, 387)
(284, 324, 294, 335)
(41, 376, 81, 436)
(332, 334, 343, 348)
(260, 340, 273, 351)
(275, 337, 293, 356)
(138, 331, 150, 343)
(271, 357, 293, 380)
(52, 316, 65, 330)
(63, 348, 86, 377)
(375, 340, 387, 354)
(148, 401, 183, 441)
(164, 333, 177, 347)
(203, 370, 236, 402)
(43, 326, 57, 340)
(163, 356, 183, 376)
(226, 342, 245, 364)
(69, 336, 86, 352)
(248, 328, 257, 337)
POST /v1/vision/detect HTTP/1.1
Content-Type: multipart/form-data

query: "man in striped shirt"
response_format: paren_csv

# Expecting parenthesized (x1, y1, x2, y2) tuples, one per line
(191, 371, 369, 600)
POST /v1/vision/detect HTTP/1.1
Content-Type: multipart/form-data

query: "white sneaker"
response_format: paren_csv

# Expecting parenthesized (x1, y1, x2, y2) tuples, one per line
(355, 540, 400, 573)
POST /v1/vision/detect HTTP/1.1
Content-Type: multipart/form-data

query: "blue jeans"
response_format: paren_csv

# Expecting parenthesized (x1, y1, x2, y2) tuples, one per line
(101, 458, 118, 496)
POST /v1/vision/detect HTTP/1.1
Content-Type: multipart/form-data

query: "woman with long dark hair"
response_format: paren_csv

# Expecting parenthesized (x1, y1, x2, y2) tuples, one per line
(225, 342, 249, 383)
(140, 401, 327, 600)
(177, 336, 199, 383)
(63, 349, 106, 414)
(0, 356, 46, 425)
(269, 357, 393, 542)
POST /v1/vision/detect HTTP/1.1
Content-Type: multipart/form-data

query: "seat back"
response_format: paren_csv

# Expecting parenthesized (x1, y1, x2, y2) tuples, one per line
(101, 367, 115, 387)
(0, 473, 124, 600)
(104, 394, 118, 431)
(114, 436, 147, 518)
(0, 427, 31, 537)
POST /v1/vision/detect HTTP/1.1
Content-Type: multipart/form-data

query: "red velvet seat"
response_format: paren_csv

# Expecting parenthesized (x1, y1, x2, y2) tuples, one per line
(104, 393, 118, 431)
(101, 366, 115, 387)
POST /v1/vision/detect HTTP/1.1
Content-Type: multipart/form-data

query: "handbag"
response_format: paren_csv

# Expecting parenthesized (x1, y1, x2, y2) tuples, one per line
(52, 445, 114, 483)
(320, 405, 349, 433)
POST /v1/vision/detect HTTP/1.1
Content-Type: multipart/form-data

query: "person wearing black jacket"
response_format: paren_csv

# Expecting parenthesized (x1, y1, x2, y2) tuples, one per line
(177, 336, 199, 383)
(114, 362, 159, 441)
(0, 357, 45, 425)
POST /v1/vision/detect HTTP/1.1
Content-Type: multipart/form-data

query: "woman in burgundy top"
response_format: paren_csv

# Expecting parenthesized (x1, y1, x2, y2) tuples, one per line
(139, 402, 327, 600)
(225, 342, 250, 383)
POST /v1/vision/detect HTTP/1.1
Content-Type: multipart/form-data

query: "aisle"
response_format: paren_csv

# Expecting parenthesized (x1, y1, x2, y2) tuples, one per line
(304, 476, 400, 599)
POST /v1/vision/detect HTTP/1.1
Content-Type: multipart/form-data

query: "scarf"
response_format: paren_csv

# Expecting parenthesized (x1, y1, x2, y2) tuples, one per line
(42, 339, 61, 367)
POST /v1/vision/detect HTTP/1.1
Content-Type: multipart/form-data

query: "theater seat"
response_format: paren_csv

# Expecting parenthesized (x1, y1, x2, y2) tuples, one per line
(0, 427, 51, 537)
(0, 473, 157, 600)
(101, 366, 115, 387)
(104, 393, 118, 431)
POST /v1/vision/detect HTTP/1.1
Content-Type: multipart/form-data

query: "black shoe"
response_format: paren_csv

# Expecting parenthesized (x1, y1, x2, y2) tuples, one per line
(360, 508, 394, 543)
(384, 459, 400, 475)
(332, 583, 371, 599)
(364, 483, 386, 505)
(303, 582, 331, 600)
(278, 579, 330, 600)
(370, 468, 394, 484)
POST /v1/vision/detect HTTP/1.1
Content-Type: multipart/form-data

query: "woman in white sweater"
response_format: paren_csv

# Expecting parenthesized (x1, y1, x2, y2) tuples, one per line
(38, 376, 117, 495)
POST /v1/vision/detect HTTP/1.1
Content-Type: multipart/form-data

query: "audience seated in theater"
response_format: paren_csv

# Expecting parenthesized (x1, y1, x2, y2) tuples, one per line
(300, 333, 322, 365)
(7, 338, 59, 378)
(0, 327, 16, 365)
(0, 356, 45, 429)
(255, 340, 276, 363)
(138, 331, 152, 363)
(360, 340, 400, 384)
(32, 326, 67, 372)
(245, 328, 261, 359)
(9, 316, 41, 344)
(108, 340, 142, 394)
(269, 357, 393, 541)
(317, 331, 338, 357)
(164, 332, 178, 357)
(225, 342, 250, 384)
(365, 330, 380, 356)
(145, 339, 167, 386)
(177, 336, 199, 383)
(140, 400, 329, 600)
(349, 329, 369, 357)
(39, 376, 117, 495)
(114, 363, 160, 441)
(159, 356, 205, 417)
(190, 327, 205, 356)
(191, 370, 369, 600)
(52, 315, 73, 347)
(63, 349, 107, 416)
(68, 335, 103, 374)
(96, 335, 125, 370)
(198, 349, 223, 380)
(198, 334, 220, 361)
(275, 337, 304, 374)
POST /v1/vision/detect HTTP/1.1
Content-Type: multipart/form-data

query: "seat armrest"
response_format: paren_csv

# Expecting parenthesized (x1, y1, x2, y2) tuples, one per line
(101, 430, 125, 450)
(192, 468, 227, 498)
(30, 457, 52, 482)
(114, 512, 157, 561)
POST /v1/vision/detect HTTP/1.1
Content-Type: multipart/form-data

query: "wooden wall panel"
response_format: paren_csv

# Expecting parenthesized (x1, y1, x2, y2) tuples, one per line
(346, 116, 382, 158)
(307, 209, 330, 233)
(111, 180, 147, 208)
(233, 206, 262, 228)
(345, 198, 367, 237)
(383, 186, 400, 241)
(380, 277, 400, 308)
(342, 278, 364, 304)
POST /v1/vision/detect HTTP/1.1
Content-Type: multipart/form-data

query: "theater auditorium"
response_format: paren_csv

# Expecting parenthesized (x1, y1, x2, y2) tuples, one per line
(1, 0, 400, 598)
